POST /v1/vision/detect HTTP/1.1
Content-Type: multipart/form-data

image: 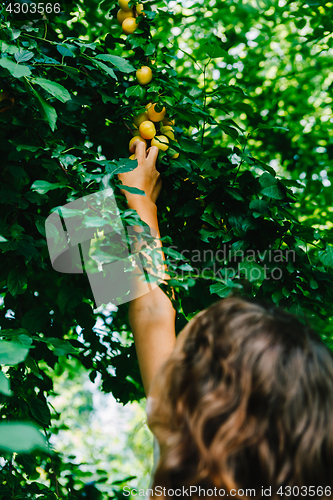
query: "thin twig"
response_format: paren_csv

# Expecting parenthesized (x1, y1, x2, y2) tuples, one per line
(9, 209, 21, 229)
(231, 133, 249, 187)
(87, 202, 101, 214)
(50, 455, 60, 497)
(201, 66, 207, 146)
(44, 426, 60, 498)
(57, 159, 69, 176)
(43, 21, 47, 40)
(201, 58, 211, 146)
(123, 119, 134, 133)
(177, 48, 202, 71)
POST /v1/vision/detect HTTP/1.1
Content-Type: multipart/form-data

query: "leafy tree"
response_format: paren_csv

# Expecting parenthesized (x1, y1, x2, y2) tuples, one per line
(1, 0, 333, 497)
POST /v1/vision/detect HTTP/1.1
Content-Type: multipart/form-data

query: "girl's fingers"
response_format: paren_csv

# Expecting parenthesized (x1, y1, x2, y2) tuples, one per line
(129, 142, 159, 172)
(146, 145, 159, 164)
(129, 139, 146, 160)
(135, 140, 147, 163)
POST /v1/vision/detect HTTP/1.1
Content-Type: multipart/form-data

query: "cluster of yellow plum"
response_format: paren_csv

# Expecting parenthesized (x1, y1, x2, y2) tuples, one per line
(116, 1, 179, 160)
(117, 0, 144, 35)
(129, 103, 179, 159)
(117, 1, 153, 87)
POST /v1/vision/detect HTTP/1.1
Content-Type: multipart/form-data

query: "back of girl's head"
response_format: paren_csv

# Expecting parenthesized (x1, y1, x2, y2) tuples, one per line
(148, 296, 333, 499)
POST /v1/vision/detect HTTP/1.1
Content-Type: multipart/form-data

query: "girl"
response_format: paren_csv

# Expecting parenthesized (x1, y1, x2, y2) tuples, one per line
(118, 141, 333, 500)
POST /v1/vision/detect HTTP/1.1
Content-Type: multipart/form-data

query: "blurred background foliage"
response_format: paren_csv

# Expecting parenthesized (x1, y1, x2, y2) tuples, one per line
(1, 0, 333, 498)
(48, 358, 153, 493)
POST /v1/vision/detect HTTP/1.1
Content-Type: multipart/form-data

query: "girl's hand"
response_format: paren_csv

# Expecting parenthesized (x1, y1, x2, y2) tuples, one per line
(118, 140, 161, 205)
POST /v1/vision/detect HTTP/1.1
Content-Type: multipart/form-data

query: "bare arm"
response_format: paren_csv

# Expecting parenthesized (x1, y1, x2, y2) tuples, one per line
(118, 140, 176, 396)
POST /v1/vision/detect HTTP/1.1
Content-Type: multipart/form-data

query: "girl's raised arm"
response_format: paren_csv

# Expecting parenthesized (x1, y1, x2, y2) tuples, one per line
(117, 140, 176, 396)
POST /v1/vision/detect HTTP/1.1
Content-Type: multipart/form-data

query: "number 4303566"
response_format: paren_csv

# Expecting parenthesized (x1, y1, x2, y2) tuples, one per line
(6, 3, 61, 14)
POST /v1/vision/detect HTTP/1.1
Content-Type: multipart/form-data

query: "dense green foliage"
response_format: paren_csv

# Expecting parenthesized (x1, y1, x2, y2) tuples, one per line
(1, 0, 333, 497)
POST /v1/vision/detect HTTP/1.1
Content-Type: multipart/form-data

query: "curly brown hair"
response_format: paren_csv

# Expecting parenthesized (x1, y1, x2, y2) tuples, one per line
(147, 296, 333, 500)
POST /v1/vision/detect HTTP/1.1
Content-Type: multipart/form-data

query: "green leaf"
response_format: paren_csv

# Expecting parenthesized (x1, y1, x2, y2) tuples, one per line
(30, 180, 64, 195)
(128, 37, 146, 50)
(189, 87, 203, 98)
(111, 475, 138, 486)
(0, 57, 31, 77)
(73, 40, 97, 50)
(175, 109, 198, 126)
(242, 216, 258, 232)
(16, 334, 33, 347)
(255, 124, 289, 132)
(25, 356, 42, 380)
(251, 158, 276, 175)
(272, 290, 284, 306)
(0, 328, 30, 339)
(95, 54, 135, 73)
(161, 247, 188, 261)
(164, 96, 176, 107)
(309, 277, 318, 289)
(57, 287, 84, 314)
(0, 41, 19, 54)
(10, 224, 24, 239)
(75, 303, 95, 330)
(100, 158, 138, 176)
(218, 123, 239, 139)
(199, 228, 231, 243)
(201, 212, 219, 228)
(0, 235, 8, 242)
(238, 259, 266, 283)
(0, 372, 12, 396)
(261, 185, 284, 199)
(31, 88, 57, 131)
(94, 59, 117, 79)
(291, 223, 315, 240)
(57, 44, 76, 57)
(7, 268, 27, 297)
(318, 245, 333, 267)
(178, 137, 203, 154)
(29, 398, 51, 426)
(0, 423, 47, 453)
(14, 49, 34, 63)
(22, 308, 48, 334)
(83, 215, 109, 228)
(0, 340, 29, 365)
(6, 27, 21, 40)
(119, 185, 146, 196)
(35, 216, 46, 237)
(125, 85, 145, 99)
(224, 187, 244, 201)
(98, 90, 119, 104)
(249, 199, 270, 214)
(45, 338, 78, 356)
(33, 78, 71, 103)
(205, 43, 227, 59)
(259, 173, 284, 199)
(51, 206, 84, 218)
(145, 43, 156, 56)
(144, 10, 156, 19)
(146, 85, 161, 94)
(210, 280, 242, 297)
(170, 157, 191, 173)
